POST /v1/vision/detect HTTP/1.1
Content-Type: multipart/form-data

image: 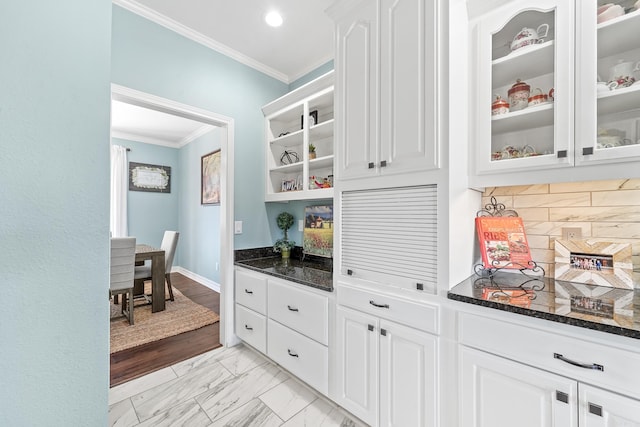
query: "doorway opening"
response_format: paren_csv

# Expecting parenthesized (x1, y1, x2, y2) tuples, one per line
(109, 84, 237, 385)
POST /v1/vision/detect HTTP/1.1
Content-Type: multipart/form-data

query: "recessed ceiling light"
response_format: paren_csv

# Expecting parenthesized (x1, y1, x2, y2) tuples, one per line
(265, 11, 283, 27)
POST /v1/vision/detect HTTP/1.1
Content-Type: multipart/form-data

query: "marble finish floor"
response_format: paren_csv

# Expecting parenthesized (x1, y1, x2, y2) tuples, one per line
(109, 344, 365, 427)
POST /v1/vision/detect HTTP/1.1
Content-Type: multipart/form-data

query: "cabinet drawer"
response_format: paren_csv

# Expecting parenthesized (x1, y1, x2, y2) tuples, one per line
(338, 283, 439, 335)
(235, 304, 266, 354)
(268, 279, 329, 345)
(267, 319, 328, 395)
(235, 268, 267, 314)
(459, 312, 640, 399)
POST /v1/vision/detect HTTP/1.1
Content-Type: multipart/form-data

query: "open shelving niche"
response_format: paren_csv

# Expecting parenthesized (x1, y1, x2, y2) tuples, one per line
(262, 71, 335, 202)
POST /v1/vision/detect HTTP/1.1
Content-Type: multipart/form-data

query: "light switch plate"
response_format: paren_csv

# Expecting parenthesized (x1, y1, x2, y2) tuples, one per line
(298, 219, 304, 231)
(234, 221, 243, 234)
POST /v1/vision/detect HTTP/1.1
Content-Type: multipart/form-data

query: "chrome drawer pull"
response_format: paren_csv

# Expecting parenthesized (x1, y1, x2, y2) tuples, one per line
(553, 353, 604, 371)
(287, 349, 299, 357)
(244, 289, 253, 294)
(369, 300, 389, 309)
(287, 305, 299, 312)
(244, 324, 253, 331)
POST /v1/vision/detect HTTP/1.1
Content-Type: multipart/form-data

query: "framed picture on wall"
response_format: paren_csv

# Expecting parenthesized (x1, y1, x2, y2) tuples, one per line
(201, 149, 221, 205)
(129, 162, 171, 193)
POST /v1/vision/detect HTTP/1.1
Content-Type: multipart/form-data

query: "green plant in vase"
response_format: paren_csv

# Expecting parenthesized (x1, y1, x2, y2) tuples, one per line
(309, 143, 316, 160)
(273, 211, 295, 258)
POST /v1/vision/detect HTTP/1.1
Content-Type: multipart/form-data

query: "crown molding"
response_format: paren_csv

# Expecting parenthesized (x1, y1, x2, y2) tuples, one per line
(113, 0, 290, 83)
(178, 124, 216, 147)
(111, 130, 180, 148)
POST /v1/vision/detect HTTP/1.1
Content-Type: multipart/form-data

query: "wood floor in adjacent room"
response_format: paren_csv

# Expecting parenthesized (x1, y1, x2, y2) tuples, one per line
(110, 272, 222, 387)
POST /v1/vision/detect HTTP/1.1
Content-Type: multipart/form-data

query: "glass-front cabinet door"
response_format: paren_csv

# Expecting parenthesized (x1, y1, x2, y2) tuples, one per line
(471, 0, 574, 175)
(576, 0, 640, 165)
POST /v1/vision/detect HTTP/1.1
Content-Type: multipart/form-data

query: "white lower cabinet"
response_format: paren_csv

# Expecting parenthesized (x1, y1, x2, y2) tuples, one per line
(459, 312, 640, 427)
(336, 305, 438, 427)
(461, 346, 579, 427)
(267, 319, 329, 395)
(579, 384, 640, 427)
(234, 267, 331, 397)
(461, 346, 640, 427)
(235, 304, 267, 353)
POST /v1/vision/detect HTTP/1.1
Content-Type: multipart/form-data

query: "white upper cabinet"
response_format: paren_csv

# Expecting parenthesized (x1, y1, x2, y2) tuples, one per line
(329, 0, 439, 185)
(575, 0, 640, 166)
(469, 0, 640, 186)
(470, 0, 575, 176)
(262, 71, 334, 202)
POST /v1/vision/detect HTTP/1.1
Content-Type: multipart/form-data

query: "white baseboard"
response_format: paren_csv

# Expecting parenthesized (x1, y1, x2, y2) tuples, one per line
(172, 266, 221, 293)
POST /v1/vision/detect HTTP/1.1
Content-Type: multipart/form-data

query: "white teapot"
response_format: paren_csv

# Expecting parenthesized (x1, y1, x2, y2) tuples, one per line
(511, 24, 549, 51)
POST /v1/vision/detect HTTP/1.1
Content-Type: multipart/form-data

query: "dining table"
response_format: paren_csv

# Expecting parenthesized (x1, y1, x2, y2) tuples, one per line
(135, 244, 166, 313)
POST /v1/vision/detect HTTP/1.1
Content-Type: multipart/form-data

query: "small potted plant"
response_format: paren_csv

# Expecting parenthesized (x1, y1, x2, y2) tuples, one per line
(309, 143, 316, 160)
(273, 211, 295, 258)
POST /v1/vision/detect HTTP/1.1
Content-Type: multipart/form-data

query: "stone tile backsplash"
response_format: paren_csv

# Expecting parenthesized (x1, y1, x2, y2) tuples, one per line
(483, 179, 640, 284)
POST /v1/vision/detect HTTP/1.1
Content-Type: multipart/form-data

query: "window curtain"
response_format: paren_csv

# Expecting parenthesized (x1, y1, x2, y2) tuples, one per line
(110, 144, 128, 237)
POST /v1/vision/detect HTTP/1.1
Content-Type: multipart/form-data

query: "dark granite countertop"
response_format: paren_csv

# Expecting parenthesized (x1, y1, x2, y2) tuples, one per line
(448, 272, 640, 339)
(235, 247, 333, 292)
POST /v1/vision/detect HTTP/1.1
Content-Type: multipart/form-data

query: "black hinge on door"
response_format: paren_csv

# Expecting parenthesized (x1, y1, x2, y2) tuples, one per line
(555, 391, 569, 404)
(368, 162, 375, 169)
(416, 283, 424, 291)
(588, 403, 603, 417)
(368, 324, 374, 331)
(557, 150, 568, 158)
(583, 147, 594, 155)
(347, 269, 353, 276)
(380, 160, 387, 167)
(380, 328, 387, 336)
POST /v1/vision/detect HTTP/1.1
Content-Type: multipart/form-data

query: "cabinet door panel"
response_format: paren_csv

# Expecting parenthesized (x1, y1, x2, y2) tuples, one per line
(268, 279, 329, 345)
(379, 320, 438, 427)
(461, 346, 578, 427)
(335, 0, 378, 181)
(579, 384, 640, 427)
(235, 304, 266, 354)
(267, 319, 328, 395)
(335, 306, 378, 426)
(235, 268, 267, 314)
(379, 0, 438, 174)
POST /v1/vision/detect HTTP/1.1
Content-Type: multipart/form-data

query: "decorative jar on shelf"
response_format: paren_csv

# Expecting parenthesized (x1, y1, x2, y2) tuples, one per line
(491, 95, 509, 116)
(508, 79, 530, 112)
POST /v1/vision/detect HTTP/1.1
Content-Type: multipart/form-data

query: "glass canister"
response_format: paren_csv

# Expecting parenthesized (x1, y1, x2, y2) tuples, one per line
(507, 79, 530, 112)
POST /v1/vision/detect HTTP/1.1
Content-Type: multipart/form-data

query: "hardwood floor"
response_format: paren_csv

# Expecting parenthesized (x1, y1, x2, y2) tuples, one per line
(110, 272, 222, 387)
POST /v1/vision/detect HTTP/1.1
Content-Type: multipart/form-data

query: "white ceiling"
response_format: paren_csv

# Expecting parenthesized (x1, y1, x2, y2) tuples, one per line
(111, 100, 215, 148)
(111, 0, 335, 147)
(114, 0, 335, 83)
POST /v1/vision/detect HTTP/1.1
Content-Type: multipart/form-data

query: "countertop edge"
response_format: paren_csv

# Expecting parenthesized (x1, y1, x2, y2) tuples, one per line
(235, 261, 333, 293)
(447, 292, 640, 340)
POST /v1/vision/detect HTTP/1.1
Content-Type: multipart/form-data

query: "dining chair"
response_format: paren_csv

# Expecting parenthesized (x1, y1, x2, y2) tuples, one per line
(134, 231, 179, 302)
(110, 237, 136, 325)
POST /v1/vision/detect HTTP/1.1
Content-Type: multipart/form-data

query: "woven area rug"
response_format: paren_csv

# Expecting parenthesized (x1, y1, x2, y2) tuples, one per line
(110, 284, 219, 354)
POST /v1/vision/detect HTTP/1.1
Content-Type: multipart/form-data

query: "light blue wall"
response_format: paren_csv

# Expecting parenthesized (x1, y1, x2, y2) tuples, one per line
(113, 138, 180, 248)
(111, 5, 288, 251)
(178, 129, 222, 283)
(265, 200, 334, 249)
(0, 1, 112, 425)
(289, 60, 334, 91)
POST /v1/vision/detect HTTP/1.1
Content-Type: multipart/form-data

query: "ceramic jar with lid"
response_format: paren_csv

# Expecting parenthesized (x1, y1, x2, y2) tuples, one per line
(508, 79, 530, 112)
(491, 95, 509, 116)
